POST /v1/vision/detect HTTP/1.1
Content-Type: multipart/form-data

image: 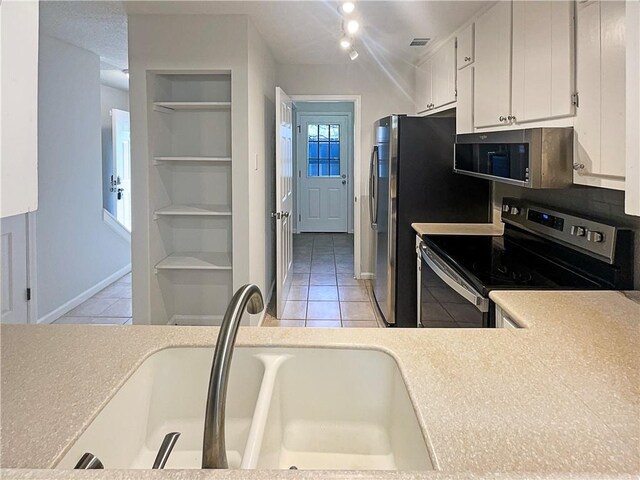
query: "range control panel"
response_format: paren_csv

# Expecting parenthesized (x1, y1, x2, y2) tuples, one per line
(501, 198, 620, 263)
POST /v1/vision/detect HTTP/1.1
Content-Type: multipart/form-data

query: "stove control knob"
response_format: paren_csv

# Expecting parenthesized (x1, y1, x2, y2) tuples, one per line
(510, 206, 520, 215)
(570, 225, 586, 237)
(587, 230, 604, 243)
(502, 204, 510, 213)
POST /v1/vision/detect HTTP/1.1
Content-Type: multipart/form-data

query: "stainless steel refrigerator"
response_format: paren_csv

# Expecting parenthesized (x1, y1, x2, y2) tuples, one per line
(369, 116, 491, 327)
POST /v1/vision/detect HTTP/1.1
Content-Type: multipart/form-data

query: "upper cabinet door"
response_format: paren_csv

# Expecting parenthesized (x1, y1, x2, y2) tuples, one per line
(574, 0, 626, 189)
(457, 23, 474, 69)
(433, 37, 457, 108)
(474, 1, 512, 128)
(511, 1, 575, 124)
(1, 1, 39, 218)
(415, 58, 433, 113)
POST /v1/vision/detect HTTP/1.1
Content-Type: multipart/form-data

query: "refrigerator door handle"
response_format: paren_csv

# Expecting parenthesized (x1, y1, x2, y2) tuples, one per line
(369, 146, 378, 228)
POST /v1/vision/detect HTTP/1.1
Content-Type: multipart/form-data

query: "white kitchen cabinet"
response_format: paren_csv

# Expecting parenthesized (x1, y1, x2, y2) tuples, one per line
(0, 1, 39, 218)
(456, 66, 474, 134)
(432, 37, 457, 109)
(574, 0, 626, 190)
(457, 23, 474, 69)
(626, 0, 640, 216)
(473, 1, 512, 129)
(415, 58, 433, 113)
(511, 1, 575, 124)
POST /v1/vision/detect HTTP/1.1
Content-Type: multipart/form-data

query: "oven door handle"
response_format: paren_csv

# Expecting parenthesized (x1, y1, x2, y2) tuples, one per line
(421, 246, 489, 313)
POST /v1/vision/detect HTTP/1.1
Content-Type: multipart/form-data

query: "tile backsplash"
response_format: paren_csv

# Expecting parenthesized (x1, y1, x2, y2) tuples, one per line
(493, 184, 640, 289)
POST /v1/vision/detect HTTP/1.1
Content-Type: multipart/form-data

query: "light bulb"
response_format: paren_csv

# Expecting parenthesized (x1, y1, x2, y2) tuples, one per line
(342, 2, 355, 14)
(349, 49, 359, 61)
(340, 37, 352, 50)
(346, 19, 359, 35)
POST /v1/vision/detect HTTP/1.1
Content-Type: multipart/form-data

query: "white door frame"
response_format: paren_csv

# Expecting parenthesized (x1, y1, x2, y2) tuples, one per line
(290, 95, 362, 279)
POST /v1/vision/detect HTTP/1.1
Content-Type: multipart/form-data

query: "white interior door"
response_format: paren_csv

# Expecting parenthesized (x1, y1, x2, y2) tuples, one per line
(275, 87, 294, 318)
(112, 109, 131, 231)
(0, 214, 29, 324)
(297, 115, 349, 233)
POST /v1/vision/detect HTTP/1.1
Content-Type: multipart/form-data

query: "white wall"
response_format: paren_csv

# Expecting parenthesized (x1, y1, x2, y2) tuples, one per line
(276, 61, 415, 275)
(0, 0, 39, 218)
(247, 20, 277, 303)
(36, 35, 131, 322)
(101, 85, 129, 216)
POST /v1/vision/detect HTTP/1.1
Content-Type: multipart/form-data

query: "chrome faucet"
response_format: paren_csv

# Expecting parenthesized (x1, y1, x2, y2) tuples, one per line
(202, 284, 264, 469)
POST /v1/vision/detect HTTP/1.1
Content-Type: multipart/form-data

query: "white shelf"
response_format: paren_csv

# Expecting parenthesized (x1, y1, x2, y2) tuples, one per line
(155, 252, 232, 272)
(154, 204, 232, 219)
(153, 101, 231, 112)
(153, 156, 232, 164)
(169, 314, 225, 326)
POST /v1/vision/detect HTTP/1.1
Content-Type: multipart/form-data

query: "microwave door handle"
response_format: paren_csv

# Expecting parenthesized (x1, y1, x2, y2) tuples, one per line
(421, 249, 489, 312)
(369, 146, 378, 227)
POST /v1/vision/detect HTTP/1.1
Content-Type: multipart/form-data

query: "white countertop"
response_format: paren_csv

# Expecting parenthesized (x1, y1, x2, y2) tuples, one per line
(412, 222, 504, 236)
(1, 291, 639, 479)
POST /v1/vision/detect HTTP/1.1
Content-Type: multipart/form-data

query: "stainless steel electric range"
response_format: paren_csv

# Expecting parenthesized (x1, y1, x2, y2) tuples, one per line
(418, 198, 634, 328)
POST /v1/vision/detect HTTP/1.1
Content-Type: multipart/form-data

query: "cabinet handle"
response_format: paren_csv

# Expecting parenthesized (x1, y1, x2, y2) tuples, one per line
(573, 163, 585, 171)
(507, 115, 516, 122)
(464, 56, 471, 62)
(499, 116, 507, 122)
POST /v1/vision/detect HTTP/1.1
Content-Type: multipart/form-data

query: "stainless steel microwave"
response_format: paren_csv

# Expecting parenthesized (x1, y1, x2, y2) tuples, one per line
(454, 128, 573, 188)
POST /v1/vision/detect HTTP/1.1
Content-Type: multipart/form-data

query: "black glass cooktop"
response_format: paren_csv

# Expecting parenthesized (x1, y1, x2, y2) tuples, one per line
(423, 226, 612, 296)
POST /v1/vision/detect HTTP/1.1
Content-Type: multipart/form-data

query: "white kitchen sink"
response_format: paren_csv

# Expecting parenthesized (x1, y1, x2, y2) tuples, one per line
(57, 347, 433, 471)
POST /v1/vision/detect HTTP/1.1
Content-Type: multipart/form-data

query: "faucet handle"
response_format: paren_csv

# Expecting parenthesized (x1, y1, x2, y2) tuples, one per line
(152, 432, 181, 469)
(74, 452, 104, 469)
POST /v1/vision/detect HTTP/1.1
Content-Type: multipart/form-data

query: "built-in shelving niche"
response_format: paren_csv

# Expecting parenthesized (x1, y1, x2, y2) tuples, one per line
(148, 71, 233, 326)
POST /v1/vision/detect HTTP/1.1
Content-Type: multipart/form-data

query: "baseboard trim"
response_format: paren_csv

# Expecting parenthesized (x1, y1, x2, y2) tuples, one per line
(37, 264, 132, 324)
(257, 280, 276, 327)
(103, 209, 131, 243)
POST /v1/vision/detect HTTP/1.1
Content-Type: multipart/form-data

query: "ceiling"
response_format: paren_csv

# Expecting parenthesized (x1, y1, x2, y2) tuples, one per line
(40, 0, 490, 88)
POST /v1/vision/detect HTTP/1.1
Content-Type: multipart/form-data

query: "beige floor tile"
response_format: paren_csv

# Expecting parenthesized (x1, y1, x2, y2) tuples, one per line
(310, 263, 336, 274)
(287, 286, 309, 301)
(291, 274, 310, 286)
(99, 299, 132, 317)
(311, 254, 334, 264)
(66, 298, 119, 317)
(336, 274, 360, 286)
(340, 301, 375, 321)
(93, 283, 131, 299)
(308, 286, 338, 301)
(306, 301, 341, 320)
(338, 286, 369, 302)
(342, 321, 378, 328)
(334, 254, 354, 264)
(292, 262, 311, 273)
(305, 320, 342, 328)
(282, 301, 307, 319)
(310, 274, 337, 286)
(263, 319, 305, 327)
(116, 272, 132, 284)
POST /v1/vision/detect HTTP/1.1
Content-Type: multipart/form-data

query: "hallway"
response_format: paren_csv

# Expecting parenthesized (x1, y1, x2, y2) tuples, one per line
(263, 233, 382, 328)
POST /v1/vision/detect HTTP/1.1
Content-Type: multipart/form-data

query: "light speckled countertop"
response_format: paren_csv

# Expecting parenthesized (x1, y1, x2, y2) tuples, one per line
(411, 222, 504, 236)
(1, 291, 639, 479)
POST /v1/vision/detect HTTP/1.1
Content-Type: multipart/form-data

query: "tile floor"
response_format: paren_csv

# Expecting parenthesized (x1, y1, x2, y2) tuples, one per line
(262, 233, 382, 328)
(52, 273, 133, 325)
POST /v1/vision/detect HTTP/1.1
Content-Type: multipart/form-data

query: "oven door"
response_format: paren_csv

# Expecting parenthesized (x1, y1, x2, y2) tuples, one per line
(419, 242, 491, 328)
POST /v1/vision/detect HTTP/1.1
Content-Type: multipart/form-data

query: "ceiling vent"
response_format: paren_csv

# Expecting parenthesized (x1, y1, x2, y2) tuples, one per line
(410, 37, 431, 47)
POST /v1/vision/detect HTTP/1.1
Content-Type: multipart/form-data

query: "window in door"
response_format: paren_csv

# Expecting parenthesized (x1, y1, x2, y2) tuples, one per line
(307, 124, 341, 177)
